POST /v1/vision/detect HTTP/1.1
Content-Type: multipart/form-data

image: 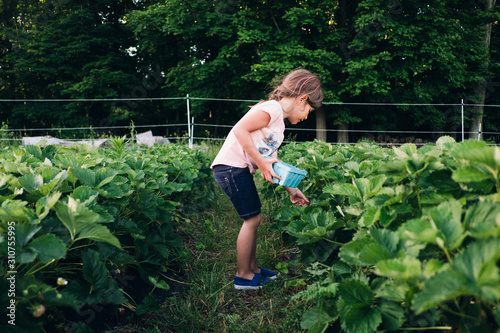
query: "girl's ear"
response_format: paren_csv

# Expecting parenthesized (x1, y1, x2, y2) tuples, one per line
(297, 94, 309, 104)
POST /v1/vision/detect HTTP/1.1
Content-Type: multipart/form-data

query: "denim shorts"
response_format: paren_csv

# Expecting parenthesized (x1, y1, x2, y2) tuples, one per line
(213, 165, 261, 220)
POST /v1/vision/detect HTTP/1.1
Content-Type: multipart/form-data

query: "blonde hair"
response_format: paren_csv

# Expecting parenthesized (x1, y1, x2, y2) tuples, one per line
(268, 69, 323, 108)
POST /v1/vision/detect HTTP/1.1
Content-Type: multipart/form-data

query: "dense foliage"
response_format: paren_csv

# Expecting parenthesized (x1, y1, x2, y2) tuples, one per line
(0, 141, 214, 332)
(263, 137, 500, 332)
(0, 1, 499, 141)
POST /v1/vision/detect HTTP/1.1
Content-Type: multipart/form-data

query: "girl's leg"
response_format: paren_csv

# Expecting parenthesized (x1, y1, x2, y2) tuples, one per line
(236, 213, 261, 280)
(250, 225, 260, 275)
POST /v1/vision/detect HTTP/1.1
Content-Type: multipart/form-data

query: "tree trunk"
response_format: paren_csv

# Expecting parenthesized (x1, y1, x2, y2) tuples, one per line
(337, 122, 349, 144)
(468, 0, 496, 140)
(315, 108, 327, 141)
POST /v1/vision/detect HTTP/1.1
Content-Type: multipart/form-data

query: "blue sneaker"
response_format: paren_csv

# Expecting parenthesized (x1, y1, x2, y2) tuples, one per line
(234, 273, 268, 290)
(259, 267, 279, 281)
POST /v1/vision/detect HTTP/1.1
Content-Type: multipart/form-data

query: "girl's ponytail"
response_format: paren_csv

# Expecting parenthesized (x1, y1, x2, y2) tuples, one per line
(269, 69, 323, 108)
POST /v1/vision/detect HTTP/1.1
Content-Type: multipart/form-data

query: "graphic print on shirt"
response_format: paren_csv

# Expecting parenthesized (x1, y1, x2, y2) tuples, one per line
(256, 132, 280, 156)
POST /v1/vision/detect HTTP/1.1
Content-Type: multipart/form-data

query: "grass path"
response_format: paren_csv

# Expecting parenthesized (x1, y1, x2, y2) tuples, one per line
(137, 183, 307, 333)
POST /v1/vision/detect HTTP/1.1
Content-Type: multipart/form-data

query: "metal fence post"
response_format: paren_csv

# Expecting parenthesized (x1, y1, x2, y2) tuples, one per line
(186, 94, 192, 148)
(461, 99, 464, 142)
(190, 117, 194, 148)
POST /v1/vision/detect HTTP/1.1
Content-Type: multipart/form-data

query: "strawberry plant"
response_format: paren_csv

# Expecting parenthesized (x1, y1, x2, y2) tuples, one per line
(0, 142, 214, 332)
(265, 137, 500, 333)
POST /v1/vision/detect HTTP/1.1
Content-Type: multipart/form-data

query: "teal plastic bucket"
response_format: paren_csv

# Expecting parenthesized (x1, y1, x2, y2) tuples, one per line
(271, 161, 307, 187)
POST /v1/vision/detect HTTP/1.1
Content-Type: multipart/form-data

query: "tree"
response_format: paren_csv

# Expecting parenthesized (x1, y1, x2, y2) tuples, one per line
(129, 0, 343, 141)
(338, 0, 492, 142)
(1, 0, 499, 143)
(468, 0, 497, 140)
(1, 0, 142, 129)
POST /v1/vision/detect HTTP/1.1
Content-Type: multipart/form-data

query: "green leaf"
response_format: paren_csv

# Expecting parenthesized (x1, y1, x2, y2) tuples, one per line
(71, 186, 99, 204)
(137, 293, 161, 315)
(357, 174, 387, 201)
(452, 166, 493, 183)
(54, 197, 101, 240)
(451, 142, 499, 189)
(43, 289, 78, 310)
(340, 303, 382, 333)
(423, 259, 446, 278)
(359, 206, 379, 227)
(71, 167, 96, 187)
(394, 143, 418, 158)
(82, 249, 109, 292)
(412, 269, 465, 313)
(25, 144, 43, 159)
(427, 199, 465, 250)
(296, 226, 327, 244)
(398, 218, 441, 245)
(450, 237, 500, 300)
(452, 140, 495, 167)
(95, 168, 118, 188)
(286, 211, 342, 244)
(378, 300, 405, 331)
(464, 201, 500, 239)
(39, 170, 68, 196)
(378, 206, 401, 227)
(17, 246, 38, 264)
(77, 224, 122, 249)
(301, 310, 328, 332)
(374, 256, 422, 281)
(494, 307, 500, 327)
(27, 233, 67, 263)
(419, 191, 454, 205)
(36, 191, 61, 219)
(324, 183, 361, 201)
(375, 280, 410, 302)
(339, 279, 374, 305)
(13, 221, 41, 247)
(80, 249, 126, 305)
(436, 136, 456, 150)
(370, 229, 399, 257)
(148, 276, 170, 291)
(0, 200, 36, 223)
(413, 238, 500, 313)
(301, 307, 336, 332)
(358, 242, 392, 266)
(340, 236, 392, 267)
(99, 183, 128, 199)
(419, 169, 461, 193)
(18, 173, 43, 192)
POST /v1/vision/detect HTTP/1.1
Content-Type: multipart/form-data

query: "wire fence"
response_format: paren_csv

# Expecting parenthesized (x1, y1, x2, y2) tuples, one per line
(2, 122, 498, 147)
(1, 96, 499, 146)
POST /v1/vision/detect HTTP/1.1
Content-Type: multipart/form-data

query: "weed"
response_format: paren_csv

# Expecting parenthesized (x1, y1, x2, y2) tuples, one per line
(0, 122, 18, 147)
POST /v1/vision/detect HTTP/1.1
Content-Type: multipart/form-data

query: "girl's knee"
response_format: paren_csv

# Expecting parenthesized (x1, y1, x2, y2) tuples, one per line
(244, 214, 261, 227)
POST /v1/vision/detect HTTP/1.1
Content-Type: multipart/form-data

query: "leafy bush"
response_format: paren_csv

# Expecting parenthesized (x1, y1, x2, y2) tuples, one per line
(0, 142, 214, 332)
(265, 137, 500, 333)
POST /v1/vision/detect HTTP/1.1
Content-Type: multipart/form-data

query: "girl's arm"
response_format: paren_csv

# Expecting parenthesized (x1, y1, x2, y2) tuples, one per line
(283, 186, 309, 206)
(233, 109, 280, 184)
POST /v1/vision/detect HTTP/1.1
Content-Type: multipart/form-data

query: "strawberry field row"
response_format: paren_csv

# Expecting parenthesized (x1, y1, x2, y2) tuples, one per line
(262, 137, 500, 333)
(0, 141, 214, 332)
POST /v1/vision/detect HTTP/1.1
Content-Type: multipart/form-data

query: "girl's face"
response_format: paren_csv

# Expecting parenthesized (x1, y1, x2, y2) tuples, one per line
(288, 95, 314, 125)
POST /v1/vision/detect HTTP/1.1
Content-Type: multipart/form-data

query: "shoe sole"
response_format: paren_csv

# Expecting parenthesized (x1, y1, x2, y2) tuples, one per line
(234, 284, 263, 290)
(267, 272, 280, 281)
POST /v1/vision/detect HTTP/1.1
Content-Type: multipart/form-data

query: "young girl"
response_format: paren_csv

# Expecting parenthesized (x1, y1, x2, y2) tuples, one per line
(211, 69, 323, 290)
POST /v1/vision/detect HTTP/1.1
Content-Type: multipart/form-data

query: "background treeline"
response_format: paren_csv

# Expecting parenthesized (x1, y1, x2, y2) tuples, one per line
(0, 0, 499, 143)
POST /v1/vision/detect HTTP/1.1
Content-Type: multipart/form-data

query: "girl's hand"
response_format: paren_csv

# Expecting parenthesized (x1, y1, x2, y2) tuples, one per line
(258, 157, 280, 184)
(289, 188, 309, 206)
